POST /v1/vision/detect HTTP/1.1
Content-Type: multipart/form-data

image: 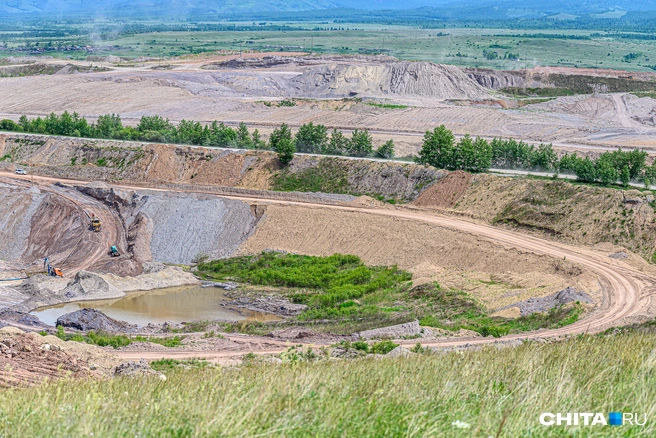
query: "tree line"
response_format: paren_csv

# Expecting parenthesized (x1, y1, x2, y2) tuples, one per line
(2, 113, 653, 186)
(417, 125, 655, 187)
(0, 113, 395, 165)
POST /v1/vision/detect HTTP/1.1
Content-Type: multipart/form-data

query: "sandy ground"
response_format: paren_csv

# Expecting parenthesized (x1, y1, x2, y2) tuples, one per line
(240, 203, 598, 310)
(1, 55, 655, 156)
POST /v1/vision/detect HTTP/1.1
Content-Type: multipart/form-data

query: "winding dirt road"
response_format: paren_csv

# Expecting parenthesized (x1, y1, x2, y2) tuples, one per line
(2, 171, 655, 359)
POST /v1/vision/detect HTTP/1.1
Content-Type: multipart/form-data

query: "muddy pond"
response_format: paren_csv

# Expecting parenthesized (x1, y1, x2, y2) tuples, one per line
(31, 284, 277, 326)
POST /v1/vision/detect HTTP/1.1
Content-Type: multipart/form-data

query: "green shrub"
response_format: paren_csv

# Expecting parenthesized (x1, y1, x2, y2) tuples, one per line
(370, 340, 398, 354)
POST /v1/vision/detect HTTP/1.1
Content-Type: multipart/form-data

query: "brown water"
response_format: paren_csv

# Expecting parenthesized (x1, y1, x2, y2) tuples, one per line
(31, 285, 278, 327)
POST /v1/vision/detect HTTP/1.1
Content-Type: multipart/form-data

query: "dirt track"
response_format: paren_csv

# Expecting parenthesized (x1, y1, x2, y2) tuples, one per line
(1, 171, 654, 360)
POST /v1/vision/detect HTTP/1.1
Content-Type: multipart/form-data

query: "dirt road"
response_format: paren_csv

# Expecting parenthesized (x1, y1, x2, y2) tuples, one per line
(1, 171, 654, 358)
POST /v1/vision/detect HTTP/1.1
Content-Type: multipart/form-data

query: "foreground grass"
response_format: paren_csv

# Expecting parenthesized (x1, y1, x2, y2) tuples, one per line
(1, 333, 654, 437)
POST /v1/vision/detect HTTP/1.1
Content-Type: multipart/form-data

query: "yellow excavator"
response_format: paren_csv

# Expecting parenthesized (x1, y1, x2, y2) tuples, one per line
(90, 217, 102, 232)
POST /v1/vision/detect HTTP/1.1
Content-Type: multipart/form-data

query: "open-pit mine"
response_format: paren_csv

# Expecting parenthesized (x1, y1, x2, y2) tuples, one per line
(1, 53, 656, 388)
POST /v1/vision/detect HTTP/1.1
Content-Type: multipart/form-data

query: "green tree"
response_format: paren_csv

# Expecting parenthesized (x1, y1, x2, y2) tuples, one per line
(208, 122, 237, 147)
(347, 129, 373, 157)
(620, 166, 630, 187)
(270, 124, 295, 165)
(236, 122, 254, 148)
(375, 139, 395, 159)
(472, 137, 493, 172)
(94, 114, 123, 139)
(530, 144, 558, 170)
(417, 125, 455, 169)
(324, 129, 348, 155)
(276, 138, 295, 165)
(596, 158, 618, 186)
(574, 157, 597, 182)
(251, 129, 266, 149)
(176, 119, 205, 145)
(295, 122, 328, 153)
(137, 115, 173, 133)
(0, 119, 19, 131)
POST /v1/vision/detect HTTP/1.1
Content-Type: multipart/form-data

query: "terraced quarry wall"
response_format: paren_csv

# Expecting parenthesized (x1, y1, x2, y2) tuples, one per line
(3, 132, 656, 260)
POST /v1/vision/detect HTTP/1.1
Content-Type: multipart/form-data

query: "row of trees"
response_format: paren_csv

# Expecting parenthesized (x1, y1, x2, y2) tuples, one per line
(2, 114, 653, 185)
(293, 122, 394, 158)
(0, 113, 395, 165)
(417, 125, 654, 187)
(4, 113, 268, 149)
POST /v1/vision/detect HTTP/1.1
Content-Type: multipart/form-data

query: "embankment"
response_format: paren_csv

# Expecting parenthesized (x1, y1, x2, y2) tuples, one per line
(0, 133, 442, 201)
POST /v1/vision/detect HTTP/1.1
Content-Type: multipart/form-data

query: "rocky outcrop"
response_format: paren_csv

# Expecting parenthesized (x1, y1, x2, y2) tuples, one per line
(499, 287, 593, 316)
(224, 295, 307, 316)
(358, 320, 423, 340)
(114, 359, 165, 380)
(63, 271, 123, 301)
(56, 308, 135, 332)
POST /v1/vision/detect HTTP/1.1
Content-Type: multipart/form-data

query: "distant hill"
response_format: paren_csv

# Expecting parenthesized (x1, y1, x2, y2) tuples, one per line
(0, 0, 440, 16)
(2, 0, 656, 19)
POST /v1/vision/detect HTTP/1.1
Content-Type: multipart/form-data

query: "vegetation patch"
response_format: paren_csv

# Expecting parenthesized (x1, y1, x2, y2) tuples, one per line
(150, 358, 211, 372)
(54, 326, 184, 349)
(502, 87, 575, 97)
(272, 159, 351, 194)
(198, 253, 583, 336)
(365, 102, 409, 109)
(414, 283, 583, 337)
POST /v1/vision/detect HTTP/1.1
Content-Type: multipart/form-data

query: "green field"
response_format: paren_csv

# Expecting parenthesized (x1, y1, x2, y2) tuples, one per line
(2, 23, 656, 71)
(1, 330, 653, 437)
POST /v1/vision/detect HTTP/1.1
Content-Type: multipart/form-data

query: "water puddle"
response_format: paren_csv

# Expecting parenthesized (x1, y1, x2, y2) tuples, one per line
(31, 284, 278, 327)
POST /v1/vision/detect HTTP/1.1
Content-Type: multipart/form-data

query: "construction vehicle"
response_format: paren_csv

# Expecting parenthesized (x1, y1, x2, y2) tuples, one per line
(109, 245, 120, 257)
(45, 260, 63, 277)
(90, 218, 102, 232)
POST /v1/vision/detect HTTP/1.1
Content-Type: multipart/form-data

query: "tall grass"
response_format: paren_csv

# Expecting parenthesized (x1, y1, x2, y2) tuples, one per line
(0, 332, 653, 437)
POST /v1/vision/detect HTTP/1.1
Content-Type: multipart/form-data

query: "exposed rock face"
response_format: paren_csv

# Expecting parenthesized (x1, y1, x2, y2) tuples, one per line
(206, 54, 491, 100)
(465, 68, 532, 90)
(0, 326, 119, 387)
(0, 310, 45, 328)
(283, 156, 445, 202)
(292, 61, 491, 99)
(56, 308, 136, 332)
(78, 185, 262, 265)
